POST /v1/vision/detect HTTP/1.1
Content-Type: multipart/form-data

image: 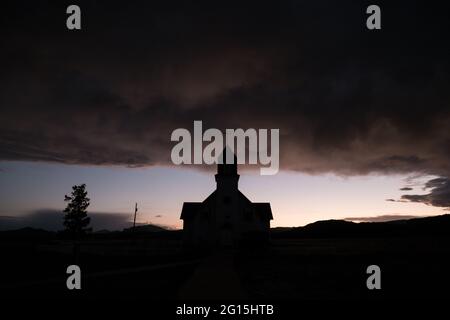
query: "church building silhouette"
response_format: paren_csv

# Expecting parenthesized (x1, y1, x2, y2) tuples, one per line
(180, 148, 273, 247)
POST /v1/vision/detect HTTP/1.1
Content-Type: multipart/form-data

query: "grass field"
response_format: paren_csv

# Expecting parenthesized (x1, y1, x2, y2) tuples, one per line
(1, 235, 449, 300)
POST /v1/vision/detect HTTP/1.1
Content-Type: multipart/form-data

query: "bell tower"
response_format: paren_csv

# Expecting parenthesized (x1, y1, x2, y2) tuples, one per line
(214, 147, 240, 245)
(215, 147, 240, 191)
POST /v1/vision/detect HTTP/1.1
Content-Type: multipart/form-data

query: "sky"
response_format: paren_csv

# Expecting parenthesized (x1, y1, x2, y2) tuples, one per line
(0, 160, 445, 230)
(1, 1, 450, 230)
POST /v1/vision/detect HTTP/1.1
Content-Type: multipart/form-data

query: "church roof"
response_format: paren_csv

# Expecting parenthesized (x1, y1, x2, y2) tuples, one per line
(180, 194, 273, 221)
(238, 191, 252, 204)
(180, 202, 203, 219)
(253, 203, 273, 220)
(203, 190, 217, 204)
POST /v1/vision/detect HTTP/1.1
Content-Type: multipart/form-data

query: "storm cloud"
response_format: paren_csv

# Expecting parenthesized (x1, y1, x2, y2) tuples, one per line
(1, 0, 450, 179)
(401, 177, 450, 209)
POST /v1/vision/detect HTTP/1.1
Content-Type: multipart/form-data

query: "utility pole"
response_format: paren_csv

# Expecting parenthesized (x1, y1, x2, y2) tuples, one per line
(133, 202, 138, 232)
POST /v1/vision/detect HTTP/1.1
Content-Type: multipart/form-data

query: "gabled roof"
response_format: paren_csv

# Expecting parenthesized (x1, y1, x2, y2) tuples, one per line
(238, 191, 252, 205)
(203, 190, 216, 204)
(180, 202, 203, 220)
(253, 203, 273, 220)
(180, 193, 273, 221)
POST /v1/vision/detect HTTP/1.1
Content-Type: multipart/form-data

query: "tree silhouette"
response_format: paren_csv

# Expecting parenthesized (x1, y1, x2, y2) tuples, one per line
(63, 184, 91, 237)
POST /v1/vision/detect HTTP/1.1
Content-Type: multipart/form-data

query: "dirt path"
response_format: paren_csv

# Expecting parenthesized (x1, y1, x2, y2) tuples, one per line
(178, 252, 247, 299)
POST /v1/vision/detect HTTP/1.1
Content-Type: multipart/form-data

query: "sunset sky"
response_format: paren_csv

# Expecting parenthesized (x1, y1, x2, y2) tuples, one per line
(1, 1, 449, 231)
(0, 161, 445, 230)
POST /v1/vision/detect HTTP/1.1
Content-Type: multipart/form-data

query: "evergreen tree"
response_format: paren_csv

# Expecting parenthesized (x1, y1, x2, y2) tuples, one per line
(63, 184, 91, 236)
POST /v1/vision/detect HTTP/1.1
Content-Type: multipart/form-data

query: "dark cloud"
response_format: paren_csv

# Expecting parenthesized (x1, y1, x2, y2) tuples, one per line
(155, 215, 163, 218)
(1, 1, 450, 178)
(401, 177, 450, 209)
(400, 187, 413, 191)
(345, 215, 426, 223)
(0, 209, 134, 231)
(385, 198, 408, 203)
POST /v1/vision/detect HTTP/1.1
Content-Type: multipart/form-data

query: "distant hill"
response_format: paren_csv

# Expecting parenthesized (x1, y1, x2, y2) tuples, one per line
(272, 214, 450, 239)
(0, 223, 171, 242)
(0, 227, 56, 241)
(2, 215, 449, 241)
(122, 224, 168, 233)
(270, 227, 295, 233)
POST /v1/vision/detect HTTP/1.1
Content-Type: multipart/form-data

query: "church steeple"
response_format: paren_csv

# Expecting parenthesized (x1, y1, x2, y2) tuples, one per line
(215, 147, 239, 189)
(217, 146, 238, 176)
